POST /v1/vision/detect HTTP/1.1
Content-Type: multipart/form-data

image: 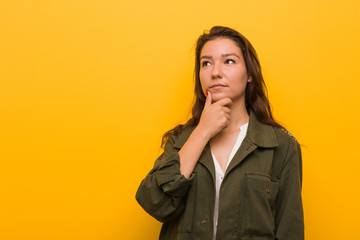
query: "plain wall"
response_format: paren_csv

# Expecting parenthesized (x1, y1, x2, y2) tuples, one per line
(1, 0, 360, 239)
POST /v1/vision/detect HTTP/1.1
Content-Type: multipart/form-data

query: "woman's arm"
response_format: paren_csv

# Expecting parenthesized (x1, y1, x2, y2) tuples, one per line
(135, 134, 193, 222)
(275, 140, 304, 240)
(136, 92, 232, 221)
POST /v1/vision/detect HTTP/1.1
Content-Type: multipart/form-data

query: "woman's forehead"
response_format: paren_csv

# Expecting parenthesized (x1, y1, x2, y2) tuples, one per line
(200, 38, 242, 56)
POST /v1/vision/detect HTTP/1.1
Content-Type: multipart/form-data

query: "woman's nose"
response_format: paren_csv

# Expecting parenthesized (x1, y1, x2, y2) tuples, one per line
(211, 62, 223, 79)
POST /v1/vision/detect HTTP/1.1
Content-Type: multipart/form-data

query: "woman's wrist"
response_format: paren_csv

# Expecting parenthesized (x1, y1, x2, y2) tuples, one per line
(193, 125, 212, 144)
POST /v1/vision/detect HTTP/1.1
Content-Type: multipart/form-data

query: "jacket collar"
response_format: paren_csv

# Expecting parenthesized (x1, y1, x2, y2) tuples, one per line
(173, 110, 278, 149)
(246, 110, 278, 148)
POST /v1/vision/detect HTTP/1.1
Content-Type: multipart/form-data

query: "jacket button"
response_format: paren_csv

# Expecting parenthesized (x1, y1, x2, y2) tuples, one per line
(201, 219, 207, 225)
(266, 189, 270, 193)
(246, 146, 251, 151)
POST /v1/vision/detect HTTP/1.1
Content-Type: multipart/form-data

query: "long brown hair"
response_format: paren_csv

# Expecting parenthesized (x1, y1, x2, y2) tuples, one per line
(161, 26, 284, 147)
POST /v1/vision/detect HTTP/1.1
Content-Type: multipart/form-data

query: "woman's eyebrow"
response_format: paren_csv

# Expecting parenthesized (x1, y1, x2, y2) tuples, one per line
(222, 53, 240, 58)
(200, 53, 240, 60)
(200, 55, 212, 60)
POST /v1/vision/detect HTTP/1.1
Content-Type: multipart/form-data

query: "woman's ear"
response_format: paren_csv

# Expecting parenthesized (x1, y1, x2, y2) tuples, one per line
(247, 76, 252, 82)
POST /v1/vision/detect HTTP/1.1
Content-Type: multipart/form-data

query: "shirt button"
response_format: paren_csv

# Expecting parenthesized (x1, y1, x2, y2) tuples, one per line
(201, 219, 207, 225)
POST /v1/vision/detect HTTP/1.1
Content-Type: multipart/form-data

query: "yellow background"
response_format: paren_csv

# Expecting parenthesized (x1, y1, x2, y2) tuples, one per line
(1, 0, 359, 239)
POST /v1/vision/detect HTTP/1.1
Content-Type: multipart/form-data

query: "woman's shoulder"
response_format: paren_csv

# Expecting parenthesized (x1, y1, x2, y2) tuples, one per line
(272, 126, 299, 148)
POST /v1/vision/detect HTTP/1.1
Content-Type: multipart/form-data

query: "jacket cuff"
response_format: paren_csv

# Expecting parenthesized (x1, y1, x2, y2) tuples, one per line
(155, 152, 194, 198)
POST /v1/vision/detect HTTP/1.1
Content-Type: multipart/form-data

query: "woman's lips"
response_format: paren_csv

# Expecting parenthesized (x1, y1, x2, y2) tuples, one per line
(209, 84, 226, 89)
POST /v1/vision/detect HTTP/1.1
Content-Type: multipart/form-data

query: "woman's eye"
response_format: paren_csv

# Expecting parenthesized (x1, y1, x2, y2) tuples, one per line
(225, 59, 235, 64)
(201, 61, 211, 67)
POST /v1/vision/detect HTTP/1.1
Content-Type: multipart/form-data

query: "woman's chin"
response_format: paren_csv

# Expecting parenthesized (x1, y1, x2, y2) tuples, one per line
(211, 93, 229, 102)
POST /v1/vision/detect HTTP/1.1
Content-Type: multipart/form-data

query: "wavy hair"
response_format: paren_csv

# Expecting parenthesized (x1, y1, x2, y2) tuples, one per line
(161, 26, 284, 147)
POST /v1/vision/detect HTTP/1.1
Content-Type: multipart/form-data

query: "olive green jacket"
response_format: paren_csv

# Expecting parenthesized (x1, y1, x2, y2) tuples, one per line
(136, 111, 304, 240)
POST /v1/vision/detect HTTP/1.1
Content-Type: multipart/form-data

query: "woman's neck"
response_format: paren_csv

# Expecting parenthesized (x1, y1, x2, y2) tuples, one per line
(224, 98, 249, 132)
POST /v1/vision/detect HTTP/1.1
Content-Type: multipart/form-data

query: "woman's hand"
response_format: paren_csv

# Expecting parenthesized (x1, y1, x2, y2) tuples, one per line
(179, 92, 232, 178)
(197, 91, 232, 140)
(178, 91, 232, 178)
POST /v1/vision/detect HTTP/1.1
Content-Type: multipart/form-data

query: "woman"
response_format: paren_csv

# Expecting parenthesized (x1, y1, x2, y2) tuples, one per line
(136, 26, 304, 240)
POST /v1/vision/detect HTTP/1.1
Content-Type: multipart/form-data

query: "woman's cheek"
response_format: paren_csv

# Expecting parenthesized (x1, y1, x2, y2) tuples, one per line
(199, 78, 207, 95)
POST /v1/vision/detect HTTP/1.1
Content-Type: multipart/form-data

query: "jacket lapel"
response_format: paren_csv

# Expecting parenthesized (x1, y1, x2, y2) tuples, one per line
(225, 110, 279, 175)
(225, 137, 257, 175)
(198, 142, 216, 181)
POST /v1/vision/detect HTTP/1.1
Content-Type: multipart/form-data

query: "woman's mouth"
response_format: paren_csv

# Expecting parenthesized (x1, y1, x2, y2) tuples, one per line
(209, 84, 226, 89)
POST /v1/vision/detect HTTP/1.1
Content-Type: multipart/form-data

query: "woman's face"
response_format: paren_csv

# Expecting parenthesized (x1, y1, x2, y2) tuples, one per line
(199, 37, 251, 103)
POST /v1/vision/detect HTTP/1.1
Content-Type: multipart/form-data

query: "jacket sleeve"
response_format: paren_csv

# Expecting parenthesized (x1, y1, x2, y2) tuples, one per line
(275, 140, 304, 240)
(135, 134, 194, 222)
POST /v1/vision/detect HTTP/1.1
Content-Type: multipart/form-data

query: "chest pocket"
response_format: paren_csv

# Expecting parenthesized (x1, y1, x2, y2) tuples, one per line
(240, 172, 280, 238)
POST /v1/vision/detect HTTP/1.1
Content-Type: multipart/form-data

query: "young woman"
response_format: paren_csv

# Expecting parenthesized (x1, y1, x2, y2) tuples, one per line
(136, 26, 304, 240)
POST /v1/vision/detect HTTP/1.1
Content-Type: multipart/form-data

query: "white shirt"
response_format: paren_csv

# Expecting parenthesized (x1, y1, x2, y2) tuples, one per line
(211, 123, 248, 240)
